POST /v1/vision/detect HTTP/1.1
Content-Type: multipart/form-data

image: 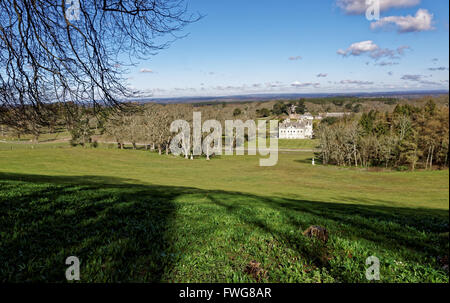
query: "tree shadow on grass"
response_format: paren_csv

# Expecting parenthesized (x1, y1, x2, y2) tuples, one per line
(293, 158, 314, 165)
(0, 172, 448, 282)
(208, 192, 448, 269)
(0, 172, 184, 282)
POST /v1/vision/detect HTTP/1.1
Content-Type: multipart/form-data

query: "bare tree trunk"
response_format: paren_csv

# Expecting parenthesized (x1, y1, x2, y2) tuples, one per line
(166, 138, 171, 155)
(445, 147, 448, 167)
(412, 149, 417, 171)
(430, 145, 434, 169)
(183, 141, 188, 159)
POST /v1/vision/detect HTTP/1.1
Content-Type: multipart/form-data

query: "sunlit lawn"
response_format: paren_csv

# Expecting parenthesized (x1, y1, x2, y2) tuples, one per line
(0, 143, 448, 282)
(245, 138, 319, 150)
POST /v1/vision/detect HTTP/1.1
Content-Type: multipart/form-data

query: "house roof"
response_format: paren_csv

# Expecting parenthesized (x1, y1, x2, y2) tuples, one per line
(279, 119, 310, 129)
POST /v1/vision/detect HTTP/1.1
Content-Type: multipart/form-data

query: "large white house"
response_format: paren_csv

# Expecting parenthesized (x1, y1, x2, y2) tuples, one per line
(278, 118, 313, 139)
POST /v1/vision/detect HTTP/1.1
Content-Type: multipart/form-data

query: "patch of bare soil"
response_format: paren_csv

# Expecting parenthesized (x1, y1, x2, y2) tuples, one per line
(244, 261, 267, 281)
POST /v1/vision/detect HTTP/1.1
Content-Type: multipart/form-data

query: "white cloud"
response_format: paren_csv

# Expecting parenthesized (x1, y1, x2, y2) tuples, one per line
(418, 80, 441, 86)
(428, 67, 448, 71)
(400, 75, 443, 86)
(401, 74, 423, 81)
(291, 81, 320, 88)
(397, 45, 411, 55)
(336, 0, 420, 15)
(370, 48, 397, 59)
(340, 80, 374, 85)
(140, 68, 153, 73)
(370, 9, 434, 33)
(265, 81, 284, 88)
(375, 61, 399, 66)
(337, 40, 379, 56)
(337, 40, 409, 60)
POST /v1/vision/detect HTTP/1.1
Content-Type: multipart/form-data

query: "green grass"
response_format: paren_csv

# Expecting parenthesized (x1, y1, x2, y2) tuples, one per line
(245, 138, 319, 150)
(0, 130, 70, 143)
(277, 139, 319, 149)
(0, 142, 69, 151)
(0, 143, 448, 282)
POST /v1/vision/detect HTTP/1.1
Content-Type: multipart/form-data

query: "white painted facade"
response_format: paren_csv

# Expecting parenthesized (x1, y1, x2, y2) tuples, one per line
(278, 118, 313, 139)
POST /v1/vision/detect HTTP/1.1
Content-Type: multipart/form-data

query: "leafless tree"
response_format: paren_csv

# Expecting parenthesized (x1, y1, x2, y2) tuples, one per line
(0, 0, 199, 129)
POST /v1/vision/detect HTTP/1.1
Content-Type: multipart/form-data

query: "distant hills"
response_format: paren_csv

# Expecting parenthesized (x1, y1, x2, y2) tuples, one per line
(126, 90, 449, 104)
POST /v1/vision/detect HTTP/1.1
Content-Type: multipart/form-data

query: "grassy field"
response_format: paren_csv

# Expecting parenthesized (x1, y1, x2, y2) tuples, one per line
(0, 130, 71, 143)
(0, 142, 448, 282)
(1, 131, 320, 151)
(245, 138, 319, 150)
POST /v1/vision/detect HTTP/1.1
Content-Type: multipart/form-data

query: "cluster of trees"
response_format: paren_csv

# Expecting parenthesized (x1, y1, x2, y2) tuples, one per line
(0, 101, 106, 147)
(270, 100, 306, 116)
(344, 102, 363, 113)
(316, 100, 449, 170)
(101, 103, 262, 157)
(0, 100, 258, 148)
(5, 96, 442, 145)
(262, 96, 417, 117)
(0, 103, 65, 143)
(103, 104, 187, 154)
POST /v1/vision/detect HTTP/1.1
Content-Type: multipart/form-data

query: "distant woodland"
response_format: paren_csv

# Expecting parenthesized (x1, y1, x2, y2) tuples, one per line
(1, 95, 448, 170)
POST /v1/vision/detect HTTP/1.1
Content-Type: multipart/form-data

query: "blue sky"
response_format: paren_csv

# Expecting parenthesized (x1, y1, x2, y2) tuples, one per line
(126, 0, 449, 97)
